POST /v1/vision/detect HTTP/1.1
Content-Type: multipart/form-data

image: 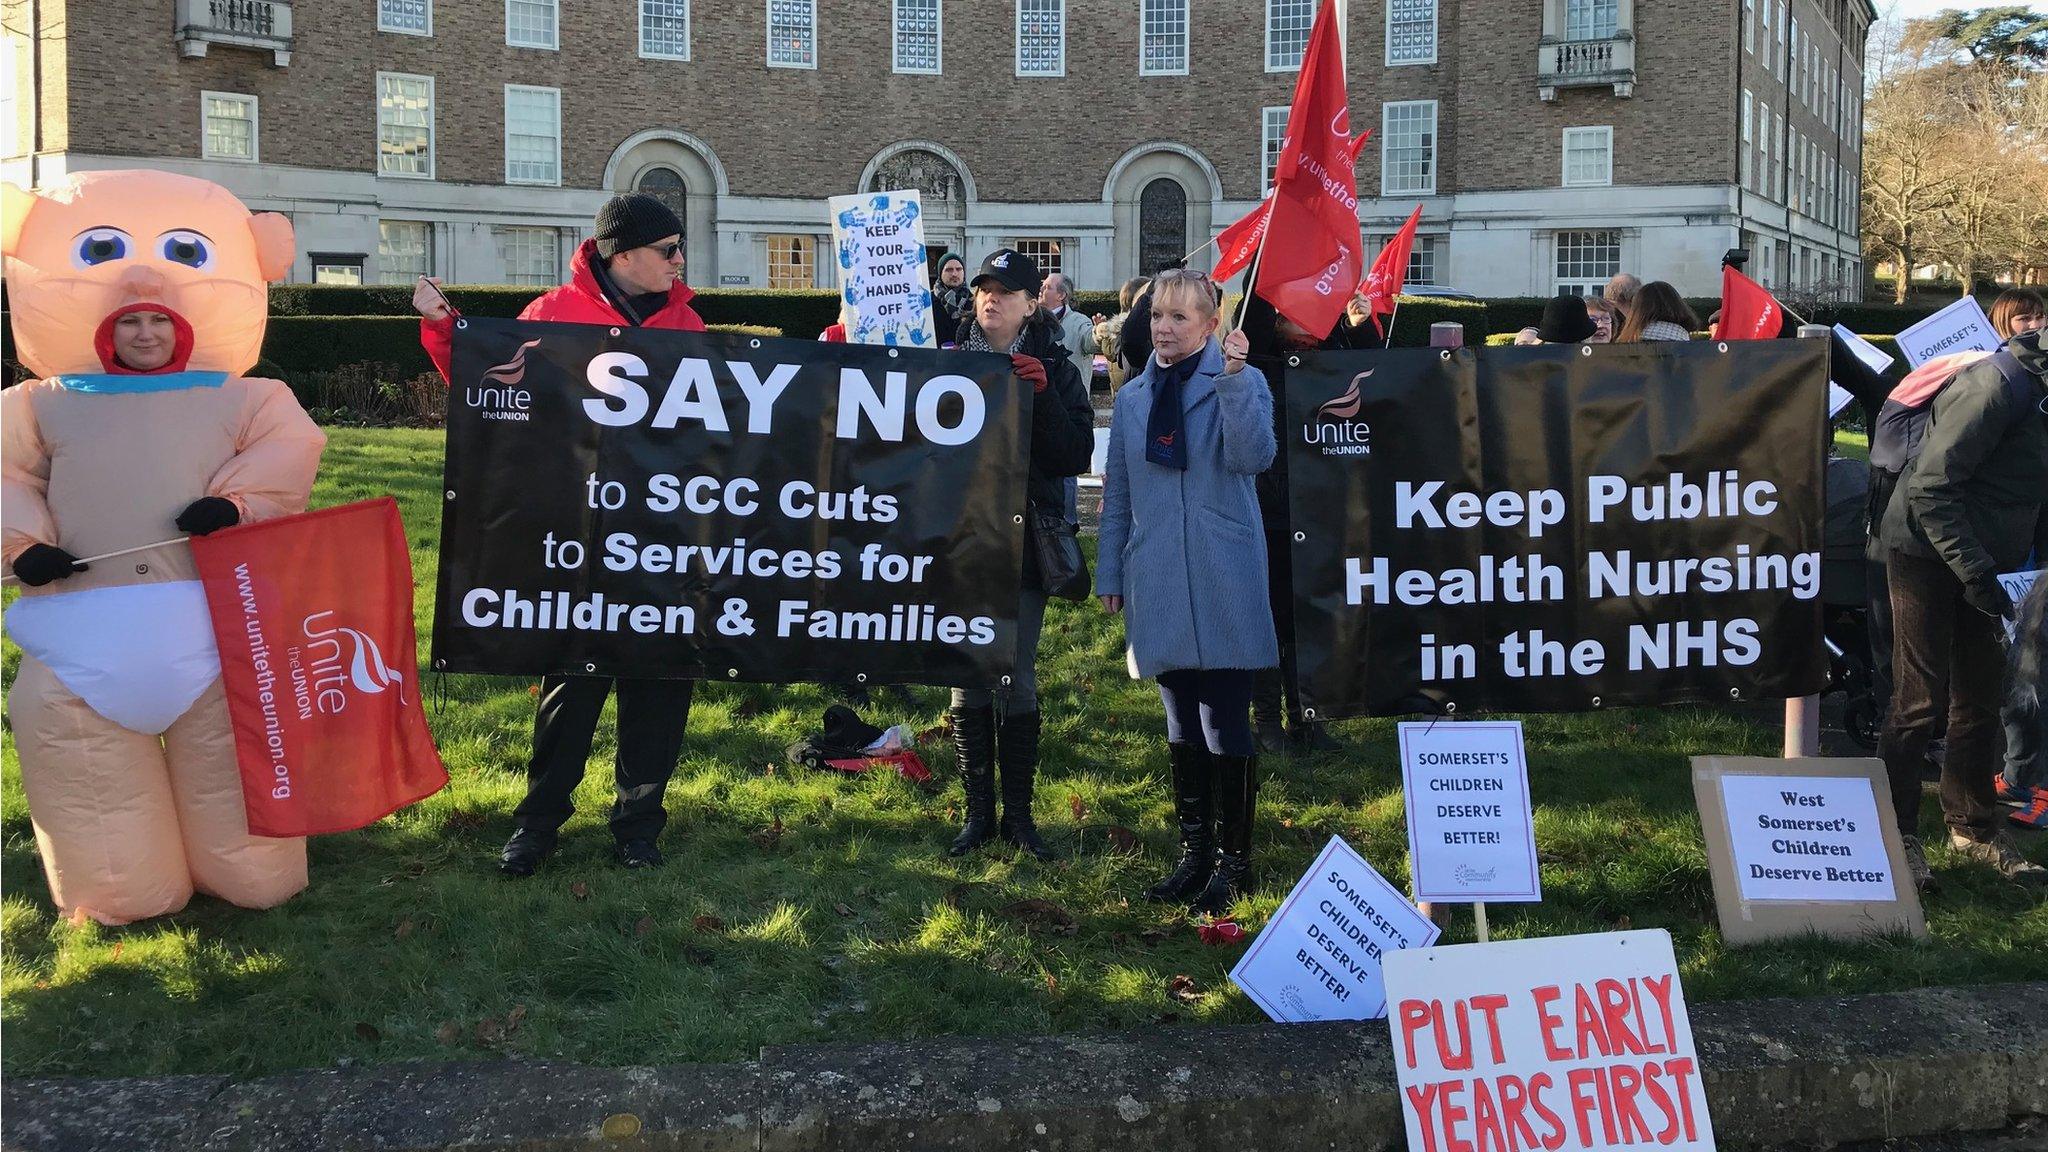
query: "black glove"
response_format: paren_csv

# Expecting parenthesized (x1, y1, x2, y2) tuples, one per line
(1963, 578, 2013, 621)
(175, 496, 241, 536)
(11, 543, 87, 586)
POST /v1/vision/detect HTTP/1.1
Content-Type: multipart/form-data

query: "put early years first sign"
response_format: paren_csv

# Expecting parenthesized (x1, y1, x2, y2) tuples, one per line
(1399, 721, 1542, 903)
(1384, 930, 1716, 1152)
(829, 189, 937, 348)
(1229, 835, 1439, 1022)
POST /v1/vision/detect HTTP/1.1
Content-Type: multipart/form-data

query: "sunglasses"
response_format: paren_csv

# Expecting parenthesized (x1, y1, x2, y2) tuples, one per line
(642, 241, 683, 260)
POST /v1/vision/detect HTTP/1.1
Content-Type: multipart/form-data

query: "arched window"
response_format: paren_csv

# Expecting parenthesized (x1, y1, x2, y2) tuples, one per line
(1138, 178, 1188, 276)
(868, 148, 964, 219)
(636, 166, 688, 258)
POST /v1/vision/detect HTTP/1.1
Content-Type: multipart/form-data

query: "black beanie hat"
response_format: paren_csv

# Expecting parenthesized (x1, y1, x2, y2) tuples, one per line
(593, 194, 684, 259)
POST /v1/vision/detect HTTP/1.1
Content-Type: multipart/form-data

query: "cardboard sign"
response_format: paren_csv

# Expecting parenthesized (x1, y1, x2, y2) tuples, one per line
(1692, 756, 1926, 944)
(1384, 930, 1716, 1152)
(829, 189, 937, 348)
(1827, 382, 1855, 419)
(1229, 835, 1439, 1022)
(1999, 569, 2041, 642)
(1399, 721, 1542, 903)
(1720, 774, 1894, 901)
(1833, 324, 1895, 376)
(1895, 297, 2001, 369)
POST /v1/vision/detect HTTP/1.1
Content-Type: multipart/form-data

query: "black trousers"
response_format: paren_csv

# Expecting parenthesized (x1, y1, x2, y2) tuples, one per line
(1878, 552, 2003, 842)
(513, 674, 694, 843)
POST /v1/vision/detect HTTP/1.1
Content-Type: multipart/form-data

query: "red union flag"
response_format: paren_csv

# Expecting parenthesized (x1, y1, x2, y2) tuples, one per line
(1719, 265, 1783, 340)
(191, 497, 447, 837)
(1252, 0, 1365, 338)
(1359, 204, 1425, 338)
(1212, 197, 1273, 282)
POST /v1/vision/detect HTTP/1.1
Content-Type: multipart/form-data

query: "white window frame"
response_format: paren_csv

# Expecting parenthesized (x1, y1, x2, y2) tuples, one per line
(377, 219, 433, 284)
(767, 0, 819, 69)
(639, 0, 690, 61)
(375, 71, 435, 180)
(1743, 0, 1753, 53)
(892, 0, 942, 74)
(503, 83, 562, 187)
(1007, 237, 1065, 277)
(764, 234, 817, 289)
(1261, 105, 1290, 189)
(1561, 125, 1611, 187)
(1264, 0, 1313, 72)
(378, 0, 432, 36)
(1386, 0, 1438, 66)
(1139, 0, 1190, 76)
(1554, 229, 1623, 295)
(1015, 0, 1066, 76)
(496, 226, 560, 287)
(1379, 99, 1438, 197)
(200, 91, 258, 163)
(1741, 90, 1753, 190)
(505, 0, 558, 49)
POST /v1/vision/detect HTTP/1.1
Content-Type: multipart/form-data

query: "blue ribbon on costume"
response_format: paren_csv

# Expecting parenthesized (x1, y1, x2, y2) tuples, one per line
(53, 371, 230, 394)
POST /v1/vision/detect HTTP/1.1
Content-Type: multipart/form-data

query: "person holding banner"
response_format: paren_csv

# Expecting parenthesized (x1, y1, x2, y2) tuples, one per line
(945, 249, 1096, 861)
(412, 193, 707, 876)
(1879, 328, 2048, 885)
(1098, 269, 1280, 915)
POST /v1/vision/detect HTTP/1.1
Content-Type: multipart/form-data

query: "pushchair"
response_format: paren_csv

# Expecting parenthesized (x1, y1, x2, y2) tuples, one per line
(1821, 455, 1881, 748)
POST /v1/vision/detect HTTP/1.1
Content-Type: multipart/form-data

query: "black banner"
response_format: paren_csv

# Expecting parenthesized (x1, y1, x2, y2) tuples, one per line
(433, 318, 1028, 686)
(1287, 341, 1828, 717)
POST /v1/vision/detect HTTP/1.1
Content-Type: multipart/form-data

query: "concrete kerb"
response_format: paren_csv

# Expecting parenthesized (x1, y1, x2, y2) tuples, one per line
(5, 982, 2042, 1152)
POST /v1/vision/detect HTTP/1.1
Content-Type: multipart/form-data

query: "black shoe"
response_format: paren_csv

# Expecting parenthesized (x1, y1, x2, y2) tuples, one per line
(948, 704, 999, 856)
(1290, 722, 1343, 754)
(615, 838, 664, 869)
(1252, 671, 1289, 756)
(998, 709, 1054, 861)
(1254, 720, 1289, 756)
(498, 827, 556, 877)
(1145, 742, 1214, 902)
(1191, 754, 1257, 916)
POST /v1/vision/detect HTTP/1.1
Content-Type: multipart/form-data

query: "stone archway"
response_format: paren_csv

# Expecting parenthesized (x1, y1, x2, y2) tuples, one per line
(1103, 144, 1221, 284)
(603, 129, 725, 284)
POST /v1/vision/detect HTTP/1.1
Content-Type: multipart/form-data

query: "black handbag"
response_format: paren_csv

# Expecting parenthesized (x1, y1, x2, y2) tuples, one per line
(1028, 502, 1090, 602)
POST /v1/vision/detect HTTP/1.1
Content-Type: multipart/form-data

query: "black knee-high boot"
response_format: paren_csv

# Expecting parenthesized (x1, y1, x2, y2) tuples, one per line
(1191, 754, 1257, 916)
(948, 704, 997, 856)
(997, 710, 1053, 861)
(1252, 670, 1289, 755)
(1145, 742, 1214, 901)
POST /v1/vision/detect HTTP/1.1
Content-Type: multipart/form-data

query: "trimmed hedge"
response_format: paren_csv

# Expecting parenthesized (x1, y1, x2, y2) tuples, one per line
(1384, 296, 1488, 347)
(257, 317, 783, 381)
(268, 284, 845, 337)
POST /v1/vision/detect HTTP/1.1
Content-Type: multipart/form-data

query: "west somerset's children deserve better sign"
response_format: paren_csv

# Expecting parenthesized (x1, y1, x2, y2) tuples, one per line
(1400, 721, 1541, 904)
(1286, 341, 1828, 718)
(1229, 836, 1439, 1022)
(1384, 930, 1716, 1152)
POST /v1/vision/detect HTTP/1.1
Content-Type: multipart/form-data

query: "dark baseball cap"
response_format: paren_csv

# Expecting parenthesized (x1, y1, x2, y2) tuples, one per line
(970, 248, 1043, 296)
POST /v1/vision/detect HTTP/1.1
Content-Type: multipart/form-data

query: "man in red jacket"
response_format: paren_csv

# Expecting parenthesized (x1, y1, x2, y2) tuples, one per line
(413, 193, 705, 876)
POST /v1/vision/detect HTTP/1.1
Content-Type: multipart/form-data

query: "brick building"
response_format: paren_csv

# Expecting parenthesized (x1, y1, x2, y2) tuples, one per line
(0, 0, 1870, 297)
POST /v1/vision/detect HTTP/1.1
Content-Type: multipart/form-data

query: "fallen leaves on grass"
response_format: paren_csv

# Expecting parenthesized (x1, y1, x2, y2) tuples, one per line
(352, 1022, 381, 1044)
(1166, 975, 1201, 1003)
(1044, 972, 1059, 996)
(569, 881, 591, 901)
(916, 724, 947, 746)
(474, 1017, 504, 1045)
(393, 917, 415, 941)
(942, 883, 976, 909)
(832, 902, 855, 918)
(1105, 825, 1140, 853)
(1000, 898, 1078, 935)
(633, 916, 654, 938)
(1139, 927, 1173, 946)
(435, 1021, 461, 1045)
(440, 810, 488, 834)
(692, 914, 726, 933)
(507, 1005, 528, 1031)
(749, 816, 785, 850)
(1069, 795, 1089, 822)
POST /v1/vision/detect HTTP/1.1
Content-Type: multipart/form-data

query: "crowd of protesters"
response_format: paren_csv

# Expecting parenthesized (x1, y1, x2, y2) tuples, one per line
(407, 192, 2046, 906)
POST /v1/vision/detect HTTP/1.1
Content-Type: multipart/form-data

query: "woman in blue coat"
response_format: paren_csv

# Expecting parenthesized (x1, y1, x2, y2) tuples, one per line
(1097, 269, 1280, 915)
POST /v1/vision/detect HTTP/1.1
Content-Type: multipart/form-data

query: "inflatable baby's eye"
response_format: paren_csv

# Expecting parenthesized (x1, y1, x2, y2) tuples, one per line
(71, 228, 134, 269)
(158, 231, 213, 269)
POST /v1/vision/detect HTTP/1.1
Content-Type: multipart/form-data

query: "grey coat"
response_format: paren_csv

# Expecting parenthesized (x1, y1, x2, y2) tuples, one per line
(1052, 306, 1097, 391)
(1097, 338, 1281, 678)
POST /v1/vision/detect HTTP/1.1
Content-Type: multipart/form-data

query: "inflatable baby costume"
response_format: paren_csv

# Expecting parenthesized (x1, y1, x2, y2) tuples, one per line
(3, 171, 325, 924)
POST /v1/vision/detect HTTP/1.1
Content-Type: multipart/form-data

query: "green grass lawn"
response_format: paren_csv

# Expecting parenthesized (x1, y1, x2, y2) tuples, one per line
(3, 426, 2041, 1080)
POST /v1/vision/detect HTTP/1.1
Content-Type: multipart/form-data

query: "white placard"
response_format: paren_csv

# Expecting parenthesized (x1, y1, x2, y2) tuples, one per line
(1833, 324, 1895, 375)
(1228, 835, 1439, 1022)
(1827, 382, 1855, 418)
(1385, 930, 1716, 1152)
(1719, 774, 1893, 902)
(1399, 721, 1542, 903)
(828, 189, 937, 348)
(2000, 569, 2042, 642)
(1895, 297, 2002, 369)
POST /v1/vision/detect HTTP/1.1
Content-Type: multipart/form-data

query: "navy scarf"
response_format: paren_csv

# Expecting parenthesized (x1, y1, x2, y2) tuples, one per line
(1145, 353, 1201, 470)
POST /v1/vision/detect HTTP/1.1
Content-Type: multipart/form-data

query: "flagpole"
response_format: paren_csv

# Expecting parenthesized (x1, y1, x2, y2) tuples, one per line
(1180, 235, 1221, 267)
(0, 536, 189, 586)
(1382, 296, 1401, 348)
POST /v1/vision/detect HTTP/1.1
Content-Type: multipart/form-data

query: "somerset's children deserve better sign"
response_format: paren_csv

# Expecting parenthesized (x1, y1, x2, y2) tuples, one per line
(1229, 835, 1439, 1022)
(1384, 930, 1715, 1152)
(1399, 720, 1542, 903)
